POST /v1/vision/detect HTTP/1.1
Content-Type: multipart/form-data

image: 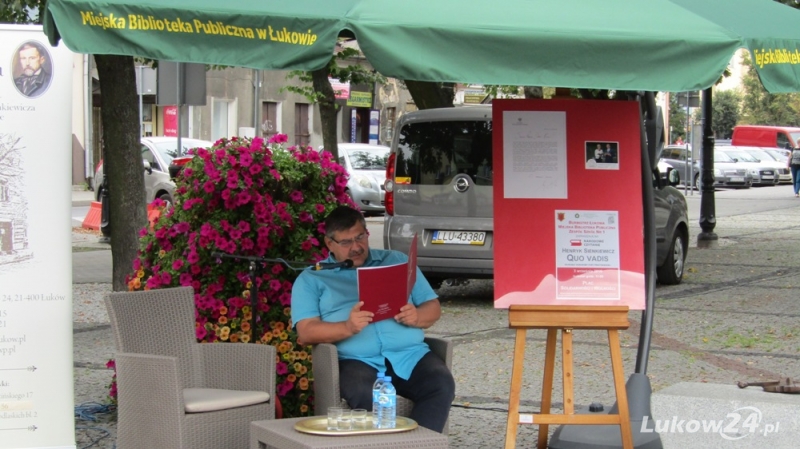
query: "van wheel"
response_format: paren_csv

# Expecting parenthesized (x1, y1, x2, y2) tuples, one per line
(159, 193, 173, 210)
(426, 276, 446, 290)
(657, 231, 686, 285)
(693, 173, 700, 189)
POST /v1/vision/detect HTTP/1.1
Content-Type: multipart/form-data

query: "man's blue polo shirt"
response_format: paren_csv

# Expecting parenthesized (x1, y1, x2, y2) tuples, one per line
(291, 248, 438, 380)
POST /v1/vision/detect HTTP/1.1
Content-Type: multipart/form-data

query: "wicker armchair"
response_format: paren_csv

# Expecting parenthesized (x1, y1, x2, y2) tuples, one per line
(105, 286, 276, 449)
(312, 337, 452, 434)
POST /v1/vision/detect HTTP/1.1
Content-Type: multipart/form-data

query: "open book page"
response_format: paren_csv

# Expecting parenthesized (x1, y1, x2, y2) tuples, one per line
(357, 234, 418, 323)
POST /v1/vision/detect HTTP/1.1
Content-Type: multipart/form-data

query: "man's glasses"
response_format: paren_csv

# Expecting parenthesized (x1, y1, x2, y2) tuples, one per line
(330, 231, 370, 248)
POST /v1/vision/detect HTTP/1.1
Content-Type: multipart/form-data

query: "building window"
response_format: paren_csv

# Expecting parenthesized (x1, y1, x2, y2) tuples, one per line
(0, 180, 8, 202)
(212, 98, 237, 141)
(261, 101, 279, 138)
(294, 103, 310, 147)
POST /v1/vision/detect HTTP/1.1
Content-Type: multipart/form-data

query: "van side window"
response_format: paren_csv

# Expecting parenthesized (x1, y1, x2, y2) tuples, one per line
(396, 120, 493, 186)
(777, 133, 791, 149)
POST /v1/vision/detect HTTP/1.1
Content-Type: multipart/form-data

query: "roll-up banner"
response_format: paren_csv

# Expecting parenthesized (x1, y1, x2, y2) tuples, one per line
(0, 24, 76, 449)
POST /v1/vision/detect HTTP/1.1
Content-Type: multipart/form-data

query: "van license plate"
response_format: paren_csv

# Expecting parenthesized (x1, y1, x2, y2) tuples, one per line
(431, 231, 486, 245)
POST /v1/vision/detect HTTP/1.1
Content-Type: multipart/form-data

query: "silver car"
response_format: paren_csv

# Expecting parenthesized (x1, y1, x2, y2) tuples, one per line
(383, 106, 689, 287)
(710, 151, 753, 188)
(717, 146, 780, 186)
(660, 145, 700, 188)
(337, 143, 389, 214)
(740, 147, 792, 184)
(94, 137, 213, 205)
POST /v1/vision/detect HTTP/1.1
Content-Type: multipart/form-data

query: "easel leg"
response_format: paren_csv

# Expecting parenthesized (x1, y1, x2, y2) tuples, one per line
(505, 328, 527, 449)
(608, 330, 634, 449)
(537, 329, 558, 449)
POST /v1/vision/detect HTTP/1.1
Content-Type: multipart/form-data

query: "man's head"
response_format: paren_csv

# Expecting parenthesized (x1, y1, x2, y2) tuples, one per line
(323, 206, 369, 267)
(18, 43, 45, 77)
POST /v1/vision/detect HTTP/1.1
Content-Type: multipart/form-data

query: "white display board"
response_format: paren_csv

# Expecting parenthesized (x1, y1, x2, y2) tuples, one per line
(0, 25, 76, 449)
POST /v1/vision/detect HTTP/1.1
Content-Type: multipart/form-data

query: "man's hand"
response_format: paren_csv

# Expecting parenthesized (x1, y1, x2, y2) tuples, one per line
(395, 303, 420, 327)
(345, 301, 374, 335)
(395, 300, 441, 329)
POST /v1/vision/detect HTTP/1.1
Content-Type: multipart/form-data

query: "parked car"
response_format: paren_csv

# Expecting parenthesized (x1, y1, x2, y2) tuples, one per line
(94, 137, 213, 206)
(337, 143, 390, 214)
(383, 106, 690, 287)
(764, 148, 791, 164)
(709, 150, 753, 188)
(739, 146, 792, 183)
(716, 146, 780, 186)
(660, 145, 700, 188)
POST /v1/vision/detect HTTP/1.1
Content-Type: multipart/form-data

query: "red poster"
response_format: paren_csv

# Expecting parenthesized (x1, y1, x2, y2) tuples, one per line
(493, 99, 645, 310)
(163, 105, 177, 137)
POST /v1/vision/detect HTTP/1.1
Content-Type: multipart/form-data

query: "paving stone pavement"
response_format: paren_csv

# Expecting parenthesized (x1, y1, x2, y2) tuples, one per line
(71, 191, 800, 448)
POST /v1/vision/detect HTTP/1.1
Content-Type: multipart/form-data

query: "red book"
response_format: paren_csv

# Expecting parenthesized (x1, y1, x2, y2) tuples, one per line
(358, 235, 417, 322)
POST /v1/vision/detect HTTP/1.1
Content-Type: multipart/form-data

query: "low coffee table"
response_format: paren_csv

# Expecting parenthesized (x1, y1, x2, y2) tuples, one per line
(250, 416, 449, 449)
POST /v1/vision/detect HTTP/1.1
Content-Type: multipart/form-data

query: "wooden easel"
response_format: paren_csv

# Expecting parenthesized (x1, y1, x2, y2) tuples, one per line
(504, 305, 633, 449)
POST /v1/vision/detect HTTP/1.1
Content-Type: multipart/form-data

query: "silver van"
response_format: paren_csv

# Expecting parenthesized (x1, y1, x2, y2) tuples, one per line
(383, 106, 689, 287)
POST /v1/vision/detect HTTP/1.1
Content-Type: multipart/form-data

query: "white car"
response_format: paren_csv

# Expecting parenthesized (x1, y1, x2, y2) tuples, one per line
(94, 137, 213, 206)
(337, 143, 390, 214)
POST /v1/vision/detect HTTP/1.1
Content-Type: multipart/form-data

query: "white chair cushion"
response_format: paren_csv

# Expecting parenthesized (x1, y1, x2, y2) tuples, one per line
(183, 388, 270, 413)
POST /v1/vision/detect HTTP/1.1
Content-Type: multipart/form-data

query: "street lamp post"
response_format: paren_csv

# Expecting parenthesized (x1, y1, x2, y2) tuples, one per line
(698, 88, 718, 246)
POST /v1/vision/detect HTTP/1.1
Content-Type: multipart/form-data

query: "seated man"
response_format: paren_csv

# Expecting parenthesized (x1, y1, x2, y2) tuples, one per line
(291, 205, 455, 433)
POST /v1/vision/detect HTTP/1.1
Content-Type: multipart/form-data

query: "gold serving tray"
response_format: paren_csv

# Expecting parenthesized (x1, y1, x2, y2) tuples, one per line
(294, 416, 418, 436)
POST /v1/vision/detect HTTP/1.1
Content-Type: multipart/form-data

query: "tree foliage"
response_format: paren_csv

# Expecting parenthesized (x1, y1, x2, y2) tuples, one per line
(0, 0, 42, 24)
(709, 89, 741, 139)
(739, 52, 800, 126)
(284, 46, 386, 159)
(668, 94, 688, 143)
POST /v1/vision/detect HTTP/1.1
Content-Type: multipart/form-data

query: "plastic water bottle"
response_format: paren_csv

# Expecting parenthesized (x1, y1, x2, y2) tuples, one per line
(372, 371, 385, 428)
(378, 376, 397, 429)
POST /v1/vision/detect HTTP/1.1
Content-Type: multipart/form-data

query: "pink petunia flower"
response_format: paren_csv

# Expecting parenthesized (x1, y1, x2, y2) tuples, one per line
(276, 361, 289, 375)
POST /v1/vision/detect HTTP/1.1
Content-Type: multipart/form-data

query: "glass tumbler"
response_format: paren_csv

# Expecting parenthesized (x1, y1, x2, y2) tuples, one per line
(327, 406, 344, 431)
(337, 409, 353, 430)
(351, 408, 368, 429)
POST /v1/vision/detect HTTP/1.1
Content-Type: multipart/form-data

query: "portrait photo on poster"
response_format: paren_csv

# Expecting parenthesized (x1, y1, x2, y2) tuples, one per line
(585, 141, 619, 170)
(10, 40, 54, 99)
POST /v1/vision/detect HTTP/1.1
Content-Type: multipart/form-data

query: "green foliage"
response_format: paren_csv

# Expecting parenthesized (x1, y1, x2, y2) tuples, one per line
(740, 52, 800, 126)
(283, 47, 387, 105)
(0, 0, 43, 24)
(482, 85, 521, 99)
(668, 94, 688, 142)
(710, 89, 742, 139)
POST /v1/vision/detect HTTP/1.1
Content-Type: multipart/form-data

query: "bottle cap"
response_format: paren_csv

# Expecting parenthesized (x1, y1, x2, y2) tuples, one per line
(378, 371, 385, 377)
(384, 376, 392, 382)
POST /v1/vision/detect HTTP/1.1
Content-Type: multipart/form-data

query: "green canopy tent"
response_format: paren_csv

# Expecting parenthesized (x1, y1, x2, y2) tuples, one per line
(42, 1, 800, 447)
(44, 0, 800, 92)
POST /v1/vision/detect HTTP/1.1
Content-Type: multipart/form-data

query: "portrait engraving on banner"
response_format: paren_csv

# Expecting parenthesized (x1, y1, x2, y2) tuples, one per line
(11, 40, 54, 99)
